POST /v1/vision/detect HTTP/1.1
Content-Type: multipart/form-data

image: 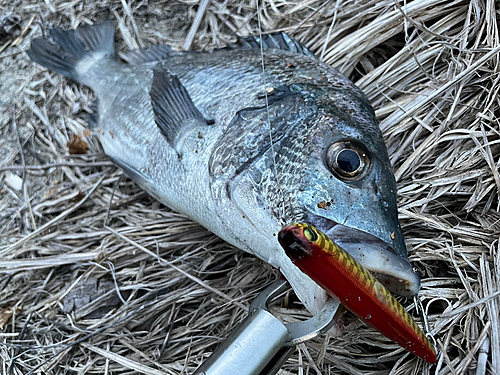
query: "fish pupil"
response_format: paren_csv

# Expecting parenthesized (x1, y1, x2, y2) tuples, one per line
(326, 140, 372, 180)
(304, 227, 318, 242)
(337, 149, 360, 173)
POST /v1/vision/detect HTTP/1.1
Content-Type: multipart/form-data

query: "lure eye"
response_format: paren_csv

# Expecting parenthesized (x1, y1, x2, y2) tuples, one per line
(326, 140, 371, 180)
(304, 227, 318, 242)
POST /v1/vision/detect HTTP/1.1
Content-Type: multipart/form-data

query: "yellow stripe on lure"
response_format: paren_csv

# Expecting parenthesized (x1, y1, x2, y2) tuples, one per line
(278, 223, 436, 364)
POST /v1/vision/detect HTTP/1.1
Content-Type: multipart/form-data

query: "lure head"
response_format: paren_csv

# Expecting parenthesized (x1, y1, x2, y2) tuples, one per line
(278, 223, 438, 365)
(277, 223, 316, 260)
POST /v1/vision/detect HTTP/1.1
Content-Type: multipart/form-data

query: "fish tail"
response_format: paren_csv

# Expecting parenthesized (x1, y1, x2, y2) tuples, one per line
(27, 20, 115, 85)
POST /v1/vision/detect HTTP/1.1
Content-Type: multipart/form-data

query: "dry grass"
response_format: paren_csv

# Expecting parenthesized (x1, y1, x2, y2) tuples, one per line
(0, 0, 499, 374)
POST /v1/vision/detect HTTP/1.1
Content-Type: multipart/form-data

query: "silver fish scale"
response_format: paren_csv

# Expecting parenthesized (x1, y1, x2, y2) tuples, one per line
(156, 50, 369, 130)
(88, 62, 160, 174)
(257, 116, 322, 225)
(209, 94, 310, 179)
(209, 93, 318, 224)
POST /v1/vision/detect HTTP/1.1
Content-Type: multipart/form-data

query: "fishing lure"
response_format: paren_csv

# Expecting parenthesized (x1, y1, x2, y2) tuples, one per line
(278, 223, 437, 364)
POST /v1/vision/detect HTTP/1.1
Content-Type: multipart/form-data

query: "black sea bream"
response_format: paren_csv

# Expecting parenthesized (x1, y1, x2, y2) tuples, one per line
(28, 20, 420, 314)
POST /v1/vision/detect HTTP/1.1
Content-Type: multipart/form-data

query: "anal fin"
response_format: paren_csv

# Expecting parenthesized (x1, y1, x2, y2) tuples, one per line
(149, 70, 210, 153)
(87, 99, 99, 129)
(108, 156, 150, 187)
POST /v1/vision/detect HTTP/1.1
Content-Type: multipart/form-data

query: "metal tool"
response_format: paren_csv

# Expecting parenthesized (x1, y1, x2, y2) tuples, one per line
(192, 279, 340, 375)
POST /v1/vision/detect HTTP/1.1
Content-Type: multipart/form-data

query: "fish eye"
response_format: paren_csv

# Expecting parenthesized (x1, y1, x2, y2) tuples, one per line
(304, 227, 318, 242)
(326, 140, 371, 180)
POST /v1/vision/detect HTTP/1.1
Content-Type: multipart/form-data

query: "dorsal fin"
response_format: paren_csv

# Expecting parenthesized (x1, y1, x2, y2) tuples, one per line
(122, 32, 315, 65)
(228, 32, 316, 58)
(122, 44, 174, 65)
(149, 70, 209, 153)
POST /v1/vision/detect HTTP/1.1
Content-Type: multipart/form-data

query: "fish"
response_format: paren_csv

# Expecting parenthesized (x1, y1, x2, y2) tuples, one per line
(27, 20, 420, 314)
(278, 223, 436, 363)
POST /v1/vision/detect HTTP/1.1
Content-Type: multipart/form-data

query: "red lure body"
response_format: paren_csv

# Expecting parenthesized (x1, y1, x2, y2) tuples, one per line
(278, 223, 436, 364)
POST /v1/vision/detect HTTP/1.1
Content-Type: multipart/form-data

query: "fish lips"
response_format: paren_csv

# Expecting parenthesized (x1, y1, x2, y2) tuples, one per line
(310, 217, 420, 297)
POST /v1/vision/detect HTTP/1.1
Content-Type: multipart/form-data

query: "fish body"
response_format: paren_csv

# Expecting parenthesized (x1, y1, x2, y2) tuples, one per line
(28, 21, 420, 314)
(278, 223, 436, 363)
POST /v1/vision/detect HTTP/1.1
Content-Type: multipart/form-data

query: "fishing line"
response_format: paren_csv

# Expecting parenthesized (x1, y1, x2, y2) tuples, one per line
(256, 7, 275, 169)
(257, 3, 285, 222)
(320, 0, 340, 61)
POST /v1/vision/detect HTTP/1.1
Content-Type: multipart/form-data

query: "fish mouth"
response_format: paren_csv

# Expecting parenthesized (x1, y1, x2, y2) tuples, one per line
(307, 216, 420, 297)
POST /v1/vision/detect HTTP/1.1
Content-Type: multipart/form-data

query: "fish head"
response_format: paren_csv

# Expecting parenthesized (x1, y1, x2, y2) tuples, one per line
(213, 88, 419, 312)
(279, 92, 420, 298)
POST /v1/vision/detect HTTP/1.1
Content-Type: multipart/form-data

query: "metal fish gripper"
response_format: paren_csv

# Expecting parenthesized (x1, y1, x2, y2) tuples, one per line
(193, 279, 340, 375)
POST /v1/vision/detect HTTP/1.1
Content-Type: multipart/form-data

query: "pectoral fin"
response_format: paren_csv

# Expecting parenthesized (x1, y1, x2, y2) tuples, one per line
(149, 70, 209, 153)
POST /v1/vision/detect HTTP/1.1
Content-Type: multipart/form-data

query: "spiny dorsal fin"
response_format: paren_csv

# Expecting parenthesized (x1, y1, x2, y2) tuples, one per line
(150, 70, 209, 153)
(121, 32, 314, 66)
(122, 45, 174, 65)
(228, 32, 316, 58)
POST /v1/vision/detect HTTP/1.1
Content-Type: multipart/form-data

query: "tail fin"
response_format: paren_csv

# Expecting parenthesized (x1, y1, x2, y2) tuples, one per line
(27, 20, 115, 83)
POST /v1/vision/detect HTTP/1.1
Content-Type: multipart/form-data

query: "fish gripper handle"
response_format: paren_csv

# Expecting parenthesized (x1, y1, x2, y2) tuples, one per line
(192, 279, 340, 375)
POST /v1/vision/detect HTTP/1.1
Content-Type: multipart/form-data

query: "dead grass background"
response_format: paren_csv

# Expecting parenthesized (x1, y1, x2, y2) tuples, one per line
(0, 0, 499, 374)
